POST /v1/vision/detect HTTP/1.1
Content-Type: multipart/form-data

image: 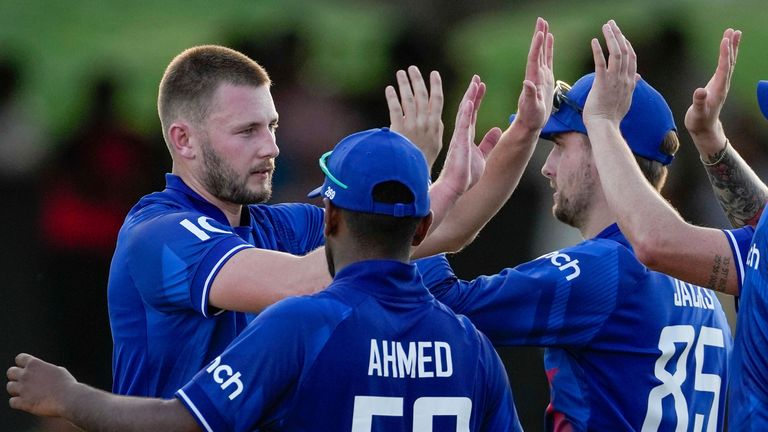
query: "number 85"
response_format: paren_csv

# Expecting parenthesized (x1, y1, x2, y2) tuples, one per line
(642, 325, 725, 432)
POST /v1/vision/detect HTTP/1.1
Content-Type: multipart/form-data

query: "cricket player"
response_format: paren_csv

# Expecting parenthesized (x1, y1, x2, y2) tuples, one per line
(8, 128, 521, 432)
(584, 22, 768, 430)
(416, 21, 732, 431)
(109, 45, 482, 398)
(108, 17, 555, 399)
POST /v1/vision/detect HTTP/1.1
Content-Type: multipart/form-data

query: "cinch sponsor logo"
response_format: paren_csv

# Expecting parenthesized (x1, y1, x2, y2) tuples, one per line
(324, 186, 336, 200)
(205, 356, 244, 400)
(747, 243, 760, 270)
(540, 250, 581, 281)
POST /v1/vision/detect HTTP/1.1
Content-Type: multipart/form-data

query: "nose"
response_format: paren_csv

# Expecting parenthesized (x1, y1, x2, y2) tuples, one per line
(541, 147, 556, 180)
(260, 132, 280, 159)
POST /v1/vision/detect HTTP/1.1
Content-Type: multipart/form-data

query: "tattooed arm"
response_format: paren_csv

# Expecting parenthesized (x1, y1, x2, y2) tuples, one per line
(699, 140, 768, 228)
(685, 28, 768, 228)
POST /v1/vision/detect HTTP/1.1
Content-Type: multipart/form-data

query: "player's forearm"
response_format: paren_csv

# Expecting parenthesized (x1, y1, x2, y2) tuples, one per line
(412, 176, 466, 260)
(63, 383, 199, 432)
(210, 247, 331, 312)
(587, 122, 687, 258)
(415, 122, 538, 256)
(695, 134, 768, 228)
(590, 122, 740, 294)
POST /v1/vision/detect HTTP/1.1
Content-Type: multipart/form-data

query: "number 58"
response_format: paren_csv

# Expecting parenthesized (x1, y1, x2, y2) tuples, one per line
(352, 396, 472, 432)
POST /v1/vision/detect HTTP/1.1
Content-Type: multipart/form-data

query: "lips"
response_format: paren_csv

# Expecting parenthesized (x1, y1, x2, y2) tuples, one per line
(250, 164, 274, 176)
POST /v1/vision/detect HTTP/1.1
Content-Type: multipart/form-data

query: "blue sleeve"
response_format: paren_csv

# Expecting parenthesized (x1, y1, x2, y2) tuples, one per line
(175, 296, 343, 431)
(415, 243, 644, 347)
(123, 209, 254, 317)
(259, 203, 325, 254)
(723, 226, 755, 292)
(477, 332, 523, 432)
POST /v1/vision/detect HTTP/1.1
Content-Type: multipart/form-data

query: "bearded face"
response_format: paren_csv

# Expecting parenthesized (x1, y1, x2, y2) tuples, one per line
(542, 132, 598, 231)
(199, 136, 273, 205)
(551, 155, 596, 229)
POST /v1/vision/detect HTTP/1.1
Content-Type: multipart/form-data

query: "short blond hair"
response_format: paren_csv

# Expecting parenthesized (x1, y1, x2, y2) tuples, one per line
(157, 45, 270, 145)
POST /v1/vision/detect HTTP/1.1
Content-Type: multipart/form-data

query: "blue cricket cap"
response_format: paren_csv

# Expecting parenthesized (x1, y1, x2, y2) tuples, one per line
(308, 127, 430, 217)
(511, 73, 677, 165)
(757, 80, 768, 120)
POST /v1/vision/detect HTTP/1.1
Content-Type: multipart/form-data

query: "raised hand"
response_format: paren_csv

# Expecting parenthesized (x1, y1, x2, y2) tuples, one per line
(583, 20, 637, 127)
(439, 75, 501, 195)
(386, 66, 444, 170)
(411, 18, 554, 256)
(684, 28, 741, 152)
(513, 17, 555, 132)
(7, 353, 76, 418)
(423, 75, 501, 240)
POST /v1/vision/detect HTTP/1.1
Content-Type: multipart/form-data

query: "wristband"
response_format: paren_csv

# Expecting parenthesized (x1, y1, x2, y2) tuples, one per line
(700, 139, 730, 167)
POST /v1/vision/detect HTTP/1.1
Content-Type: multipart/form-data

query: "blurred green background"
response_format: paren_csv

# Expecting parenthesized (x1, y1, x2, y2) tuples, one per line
(3, 0, 768, 139)
(2, 0, 766, 430)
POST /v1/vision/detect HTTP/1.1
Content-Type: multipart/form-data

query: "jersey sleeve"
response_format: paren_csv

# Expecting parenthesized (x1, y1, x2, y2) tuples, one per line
(722, 226, 755, 292)
(259, 203, 325, 254)
(175, 297, 305, 430)
(175, 296, 343, 431)
(123, 210, 254, 317)
(415, 243, 644, 347)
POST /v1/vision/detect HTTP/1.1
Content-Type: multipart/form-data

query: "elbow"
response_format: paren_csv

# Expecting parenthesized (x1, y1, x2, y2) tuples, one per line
(442, 232, 477, 254)
(445, 235, 477, 253)
(423, 231, 475, 255)
(627, 230, 665, 271)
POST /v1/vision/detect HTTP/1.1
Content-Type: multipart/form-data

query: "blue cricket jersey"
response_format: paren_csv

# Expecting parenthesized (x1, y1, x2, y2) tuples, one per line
(723, 219, 768, 431)
(175, 260, 521, 431)
(108, 174, 324, 397)
(416, 224, 732, 431)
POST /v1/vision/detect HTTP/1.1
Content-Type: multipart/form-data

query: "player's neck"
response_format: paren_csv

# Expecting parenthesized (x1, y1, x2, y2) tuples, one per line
(578, 200, 615, 239)
(331, 242, 410, 275)
(173, 168, 243, 226)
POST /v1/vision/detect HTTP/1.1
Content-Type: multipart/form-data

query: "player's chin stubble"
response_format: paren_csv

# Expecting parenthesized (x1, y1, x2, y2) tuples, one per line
(552, 185, 591, 230)
(201, 141, 272, 205)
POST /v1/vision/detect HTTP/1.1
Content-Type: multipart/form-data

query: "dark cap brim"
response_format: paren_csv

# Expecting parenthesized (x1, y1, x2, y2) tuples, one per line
(540, 114, 577, 140)
(307, 184, 323, 199)
(510, 111, 583, 141)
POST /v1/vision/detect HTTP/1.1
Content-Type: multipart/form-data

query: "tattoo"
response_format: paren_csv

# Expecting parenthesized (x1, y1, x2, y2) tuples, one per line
(704, 144, 768, 228)
(706, 254, 731, 292)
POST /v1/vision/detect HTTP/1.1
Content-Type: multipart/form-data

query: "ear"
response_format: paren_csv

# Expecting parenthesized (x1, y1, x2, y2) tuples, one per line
(411, 211, 434, 247)
(323, 199, 341, 238)
(168, 122, 195, 160)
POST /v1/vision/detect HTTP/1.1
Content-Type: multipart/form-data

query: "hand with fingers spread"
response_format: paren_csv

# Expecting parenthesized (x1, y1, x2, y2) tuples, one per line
(583, 20, 638, 129)
(413, 17, 554, 256)
(513, 16, 555, 133)
(423, 76, 502, 243)
(386, 66, 444, 170)
(441, 76, 499, 193)
(7, 353, 77, 418)
(684, 28, 741, 155)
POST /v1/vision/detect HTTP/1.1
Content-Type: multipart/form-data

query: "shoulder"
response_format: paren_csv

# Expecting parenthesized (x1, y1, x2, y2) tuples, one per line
(560, 237, 644, 269)
(520, 237, 646, 289)
(121, 205, 231, 249)
(255, 292, 350, 335)
(122, 189, 198, 234)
